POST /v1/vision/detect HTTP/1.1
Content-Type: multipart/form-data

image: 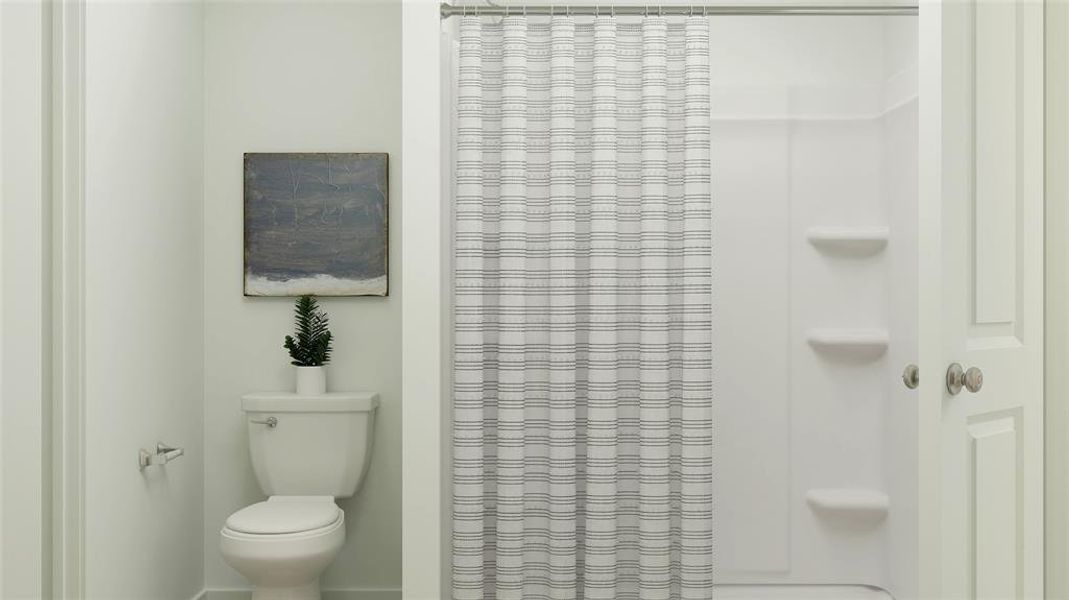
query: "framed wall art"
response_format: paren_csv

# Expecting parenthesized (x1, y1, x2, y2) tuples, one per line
(243, 152, 389, 296)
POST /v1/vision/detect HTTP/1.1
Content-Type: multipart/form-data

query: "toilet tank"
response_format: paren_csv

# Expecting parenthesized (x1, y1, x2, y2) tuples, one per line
(241, 391, 379, 498)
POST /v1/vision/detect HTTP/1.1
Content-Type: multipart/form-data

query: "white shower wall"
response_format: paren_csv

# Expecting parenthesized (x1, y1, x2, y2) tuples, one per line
(711, 15, 918, 595)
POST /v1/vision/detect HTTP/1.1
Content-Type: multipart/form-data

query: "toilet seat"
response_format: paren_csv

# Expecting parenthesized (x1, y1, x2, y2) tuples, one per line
(220, 500, 346, 600)
(225, 496, 341, 536)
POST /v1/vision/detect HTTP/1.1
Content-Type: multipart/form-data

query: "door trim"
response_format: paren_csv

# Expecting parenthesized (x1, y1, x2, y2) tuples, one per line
(50, 0, 86, 596)
(1045, 1, 1068, 598)
(917, 3, 944, 597)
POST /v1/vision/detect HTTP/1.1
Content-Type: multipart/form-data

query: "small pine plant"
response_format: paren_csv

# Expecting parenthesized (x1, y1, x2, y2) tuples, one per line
(283, 295, 333, 367)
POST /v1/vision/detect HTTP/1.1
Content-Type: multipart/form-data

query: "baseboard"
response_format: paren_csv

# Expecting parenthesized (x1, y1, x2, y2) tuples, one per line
(203, 589, 401, 600)
(203, 592, 245, 600)
(322, 592, 401, 600)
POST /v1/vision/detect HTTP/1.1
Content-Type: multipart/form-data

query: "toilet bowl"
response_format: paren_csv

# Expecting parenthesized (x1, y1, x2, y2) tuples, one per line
(222, 392, 378, 600)
(221, 496, 344, 600)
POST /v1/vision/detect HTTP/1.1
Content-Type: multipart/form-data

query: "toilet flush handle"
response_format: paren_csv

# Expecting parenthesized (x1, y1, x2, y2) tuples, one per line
(250, 416, 278, 428)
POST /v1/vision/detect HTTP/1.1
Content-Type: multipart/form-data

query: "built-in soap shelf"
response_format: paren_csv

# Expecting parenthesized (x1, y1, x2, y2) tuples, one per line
(806, 329, 889, 360)
(806, 488, 889, 523)
(806, 226, 889, 256)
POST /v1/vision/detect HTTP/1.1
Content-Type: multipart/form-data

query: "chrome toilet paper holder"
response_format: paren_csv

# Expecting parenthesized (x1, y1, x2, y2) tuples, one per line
(139, 442, 185, 470)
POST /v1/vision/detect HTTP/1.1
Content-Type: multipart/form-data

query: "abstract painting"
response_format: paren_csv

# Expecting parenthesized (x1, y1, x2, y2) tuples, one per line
(244, 153, 388, 296)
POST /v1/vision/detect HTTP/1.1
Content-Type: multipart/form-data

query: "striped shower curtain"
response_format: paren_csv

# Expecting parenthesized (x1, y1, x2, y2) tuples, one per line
(452, 15, 712, 600)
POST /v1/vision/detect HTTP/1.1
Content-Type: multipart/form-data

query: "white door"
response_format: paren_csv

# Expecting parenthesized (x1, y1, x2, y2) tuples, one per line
(919, 1, 1044, 599)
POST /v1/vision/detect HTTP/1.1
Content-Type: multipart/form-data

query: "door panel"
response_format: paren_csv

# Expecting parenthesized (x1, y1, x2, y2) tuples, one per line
(921, 1, 1043, 599)
(973, 0, 1022, 329)
(969, 410, 1022, 600)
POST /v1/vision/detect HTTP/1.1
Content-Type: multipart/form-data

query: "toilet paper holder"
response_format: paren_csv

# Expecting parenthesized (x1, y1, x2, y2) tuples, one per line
(139, 442, 185, 470)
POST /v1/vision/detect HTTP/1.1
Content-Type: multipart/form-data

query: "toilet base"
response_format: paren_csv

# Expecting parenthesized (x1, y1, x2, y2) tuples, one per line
(220, 509, 345, 600)
(251, 581, 320, 600)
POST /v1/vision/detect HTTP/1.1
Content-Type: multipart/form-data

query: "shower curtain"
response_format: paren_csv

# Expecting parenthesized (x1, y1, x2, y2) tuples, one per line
(452, 15, 711, 600)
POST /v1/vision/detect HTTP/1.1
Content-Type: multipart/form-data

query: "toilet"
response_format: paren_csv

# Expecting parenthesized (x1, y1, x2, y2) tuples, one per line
(221, 391, 379, 600)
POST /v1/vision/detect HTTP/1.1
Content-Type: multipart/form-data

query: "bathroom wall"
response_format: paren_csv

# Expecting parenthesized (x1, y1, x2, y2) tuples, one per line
(83, 1, 206, 598)
(202, 1, 402, 597)
(0, 2, 50, 597)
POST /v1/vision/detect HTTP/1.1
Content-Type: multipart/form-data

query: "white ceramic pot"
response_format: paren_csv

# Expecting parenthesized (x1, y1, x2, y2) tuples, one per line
(295, 366, 326, 396)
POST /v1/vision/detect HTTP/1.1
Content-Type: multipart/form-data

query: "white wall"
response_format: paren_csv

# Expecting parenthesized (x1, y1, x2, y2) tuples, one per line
(83, 1, 205, 598)
(0, 2, 50, 597)
(401, 1, 445, 598)
(202, 1, 402, 595)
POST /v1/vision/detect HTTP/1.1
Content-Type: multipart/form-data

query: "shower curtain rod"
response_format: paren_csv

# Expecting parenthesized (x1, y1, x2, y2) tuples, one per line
(440, 3, 918, 17)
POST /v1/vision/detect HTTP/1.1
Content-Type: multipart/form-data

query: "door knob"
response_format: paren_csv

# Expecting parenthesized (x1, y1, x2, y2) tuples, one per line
(902, 364, 920, 389)
(946, 363, 984, 395)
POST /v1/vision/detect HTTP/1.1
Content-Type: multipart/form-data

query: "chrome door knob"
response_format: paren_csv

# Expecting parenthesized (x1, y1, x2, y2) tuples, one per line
(963, 366, 983, 393)
(946, 363, 984, 395)
(902, 364, 920, 389)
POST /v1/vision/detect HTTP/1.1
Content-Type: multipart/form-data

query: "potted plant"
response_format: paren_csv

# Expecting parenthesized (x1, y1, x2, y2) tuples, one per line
(283, 295, 333, 395)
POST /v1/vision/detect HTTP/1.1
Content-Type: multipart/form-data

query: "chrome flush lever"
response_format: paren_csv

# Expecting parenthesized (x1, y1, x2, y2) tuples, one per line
(250, 416, 278, 428)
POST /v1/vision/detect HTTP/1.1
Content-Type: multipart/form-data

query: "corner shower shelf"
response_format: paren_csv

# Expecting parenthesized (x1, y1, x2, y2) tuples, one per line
(806, 329, 889, 360)
(806, 226, 890, 256)
(806, 489, 890, 522)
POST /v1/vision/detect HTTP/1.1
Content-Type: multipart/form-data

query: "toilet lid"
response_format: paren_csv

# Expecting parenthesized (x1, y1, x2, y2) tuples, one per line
(226, 497, 342, 535)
